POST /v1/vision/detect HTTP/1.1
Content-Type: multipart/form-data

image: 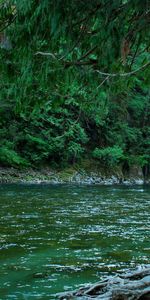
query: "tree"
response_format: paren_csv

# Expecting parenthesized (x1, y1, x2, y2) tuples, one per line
(0, 0, 150, 169)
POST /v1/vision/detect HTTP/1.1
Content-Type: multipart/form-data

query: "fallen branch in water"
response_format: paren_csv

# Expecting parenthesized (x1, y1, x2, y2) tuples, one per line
(57, 265, 150, 300)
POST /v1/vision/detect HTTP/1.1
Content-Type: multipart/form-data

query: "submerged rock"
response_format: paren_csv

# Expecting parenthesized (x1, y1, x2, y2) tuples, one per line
(33, 272, 48, 278)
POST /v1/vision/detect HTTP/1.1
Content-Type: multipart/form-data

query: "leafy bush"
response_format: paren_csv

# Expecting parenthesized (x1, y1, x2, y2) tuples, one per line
(93, 146, 124, 166)
(127, 154, 150, 168)
(0, 144, 29, 167)
(3, 105, 89, 166)
(66, 141, 84, 162)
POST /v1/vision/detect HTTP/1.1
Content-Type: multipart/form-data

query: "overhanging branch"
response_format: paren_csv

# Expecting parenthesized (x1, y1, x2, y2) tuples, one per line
(95, 61, 150, 77)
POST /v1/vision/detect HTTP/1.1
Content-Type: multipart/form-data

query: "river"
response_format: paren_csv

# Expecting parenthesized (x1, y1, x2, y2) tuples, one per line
(0, 184, 150, 299)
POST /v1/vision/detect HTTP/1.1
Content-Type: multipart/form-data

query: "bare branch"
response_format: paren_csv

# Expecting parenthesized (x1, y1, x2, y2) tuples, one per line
(95, 61, 150, 77)
(35, 52, 57, 59)
(96, 76, 109, 90)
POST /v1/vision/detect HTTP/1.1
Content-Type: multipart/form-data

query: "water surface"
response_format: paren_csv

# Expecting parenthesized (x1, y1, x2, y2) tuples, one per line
(0, 184, 150, 299)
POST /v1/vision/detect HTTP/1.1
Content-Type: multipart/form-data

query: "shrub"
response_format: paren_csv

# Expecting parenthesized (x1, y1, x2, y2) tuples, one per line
(0, 145, 29, 167)
(93, 145, 124, 166)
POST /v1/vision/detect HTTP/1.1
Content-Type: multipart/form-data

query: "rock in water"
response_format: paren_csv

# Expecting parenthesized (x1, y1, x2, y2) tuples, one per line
(57, 265, 150, 300)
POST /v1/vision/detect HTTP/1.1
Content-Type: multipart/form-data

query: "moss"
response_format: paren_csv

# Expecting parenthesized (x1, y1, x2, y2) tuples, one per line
(58, 167, 76, 181)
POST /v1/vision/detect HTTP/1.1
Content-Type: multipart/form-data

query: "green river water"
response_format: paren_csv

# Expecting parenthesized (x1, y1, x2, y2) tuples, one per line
(0, 184, 150, 299)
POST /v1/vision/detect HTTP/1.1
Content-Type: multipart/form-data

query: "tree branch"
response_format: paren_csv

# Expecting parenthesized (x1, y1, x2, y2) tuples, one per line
(95, 61, 150, 77)
(35, 52, 57, 59)
(78, 46, 97, 61)
(129, 36, 141, 69)
(73, 2, 110, 27)
(0, 14, 17, 33)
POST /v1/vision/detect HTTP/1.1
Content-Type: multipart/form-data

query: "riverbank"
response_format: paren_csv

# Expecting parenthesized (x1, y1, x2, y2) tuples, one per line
(0, 162, 149, 185)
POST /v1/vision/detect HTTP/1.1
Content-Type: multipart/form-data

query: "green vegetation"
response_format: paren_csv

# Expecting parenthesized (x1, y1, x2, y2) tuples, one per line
(0, 0, 150, 175)
(93, 146, 124, 166)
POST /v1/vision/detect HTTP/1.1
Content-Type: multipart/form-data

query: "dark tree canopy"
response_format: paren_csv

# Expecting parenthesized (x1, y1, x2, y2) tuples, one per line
(0, 0, 150, 170)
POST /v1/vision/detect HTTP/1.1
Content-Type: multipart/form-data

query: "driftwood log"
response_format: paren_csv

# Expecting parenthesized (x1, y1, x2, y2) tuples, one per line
(57, 266, 150, 300)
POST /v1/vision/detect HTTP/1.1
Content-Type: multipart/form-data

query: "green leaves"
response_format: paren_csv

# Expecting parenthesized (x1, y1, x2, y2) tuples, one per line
(0, 144, 29, 167)
(93, 146, 124, 166)
(0, 0, 149, 170)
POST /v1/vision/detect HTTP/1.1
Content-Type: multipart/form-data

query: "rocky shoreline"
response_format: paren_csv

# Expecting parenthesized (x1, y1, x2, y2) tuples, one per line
(0, 166, 149, 185)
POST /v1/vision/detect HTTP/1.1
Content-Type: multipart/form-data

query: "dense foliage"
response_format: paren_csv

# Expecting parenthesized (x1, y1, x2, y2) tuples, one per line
(0, 0, 150, 174)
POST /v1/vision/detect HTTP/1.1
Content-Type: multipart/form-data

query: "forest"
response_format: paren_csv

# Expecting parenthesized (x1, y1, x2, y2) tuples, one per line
(0, 0, 150, 175)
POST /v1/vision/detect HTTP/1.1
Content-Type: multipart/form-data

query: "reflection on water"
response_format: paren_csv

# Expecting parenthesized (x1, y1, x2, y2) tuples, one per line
(0, 184, 150, 299)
